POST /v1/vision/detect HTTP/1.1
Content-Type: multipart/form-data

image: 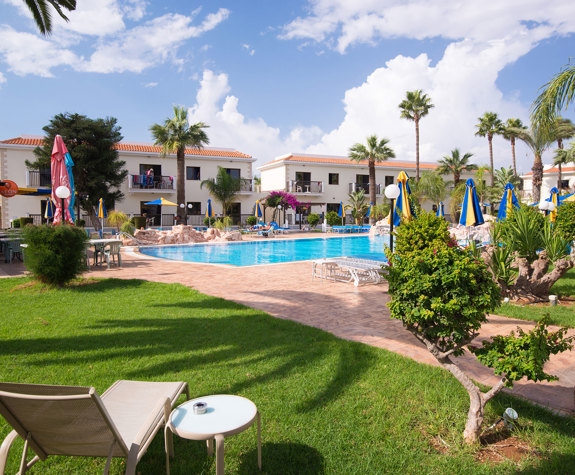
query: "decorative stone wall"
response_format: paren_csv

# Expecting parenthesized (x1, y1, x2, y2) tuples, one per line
(128, 225, 242, 245)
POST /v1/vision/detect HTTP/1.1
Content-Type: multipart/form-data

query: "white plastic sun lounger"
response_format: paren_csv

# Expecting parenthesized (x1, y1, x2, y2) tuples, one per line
(312, 258, 387, 286)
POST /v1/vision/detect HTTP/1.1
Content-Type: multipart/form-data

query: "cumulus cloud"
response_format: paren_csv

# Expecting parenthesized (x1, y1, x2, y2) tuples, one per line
(123, 0, 148, 22)
(241, 44, 255, 56)
(0, 71, 6, 84)
(188, 70, 323, 165)
(281, 0, 575, 53)
(144, 81, 158, 88)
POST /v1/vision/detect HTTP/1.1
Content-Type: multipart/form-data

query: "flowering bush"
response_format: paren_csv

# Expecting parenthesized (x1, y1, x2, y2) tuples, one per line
(263, 191, 301, 210)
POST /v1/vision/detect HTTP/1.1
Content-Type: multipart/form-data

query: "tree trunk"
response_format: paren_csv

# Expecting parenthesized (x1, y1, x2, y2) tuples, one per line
(532, 152, 543, 204)
(368, 160, 376, 225)
(454, 172, 460, 186)
(557, 139, 563, 190)
(488, 133, 494, 186)
(511, 137, 517, 176)
(415, 117, 420, 183)
(176, 149, 186, 220)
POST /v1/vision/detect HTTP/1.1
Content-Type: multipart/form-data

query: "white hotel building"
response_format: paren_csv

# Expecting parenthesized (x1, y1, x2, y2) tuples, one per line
(1, 136, 472, 228)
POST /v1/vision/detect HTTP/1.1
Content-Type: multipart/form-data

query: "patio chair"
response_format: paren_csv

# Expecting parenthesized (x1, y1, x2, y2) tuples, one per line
(0, 380, 189, 475)
(104, 242, 122, 268)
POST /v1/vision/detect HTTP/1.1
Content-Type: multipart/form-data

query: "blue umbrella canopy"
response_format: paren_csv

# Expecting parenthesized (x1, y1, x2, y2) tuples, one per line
(205, 199, 215, 218)
(496, 183, 519, 222)
(44, 198, 55, 219)
(144, 197, 178, 206)
(97, 198, 107, 218)
(459, 179, 484, 226)
(254, 200, 263, 218)
(391, 171, 415, 226)
(366, 202, 373, 218)
(436, 202, 445, 218)
(338, 201, 345, 218)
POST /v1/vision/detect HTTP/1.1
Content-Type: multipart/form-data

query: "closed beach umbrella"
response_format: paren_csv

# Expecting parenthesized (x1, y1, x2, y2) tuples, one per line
(547, 187, 560, 222)
(65, 148, 75, 222)
(97, 198, 107, 238)
(51, 135, 73, 224)
(496, 183, 519, 222)
(205, 199, 215, 226)
(366, 202, 373, 219)
(44, 198, 55, 220)
(391, 171, 415, 226)
(436, 202, 445, 218)
(338, 201, 345, 225)
(254, 200, 263, 219)
(459, 179, 484, 227)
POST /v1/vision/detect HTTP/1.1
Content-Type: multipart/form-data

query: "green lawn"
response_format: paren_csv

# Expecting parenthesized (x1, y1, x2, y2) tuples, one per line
(495, 268, 575, 327)
(1, 278, 574, 474)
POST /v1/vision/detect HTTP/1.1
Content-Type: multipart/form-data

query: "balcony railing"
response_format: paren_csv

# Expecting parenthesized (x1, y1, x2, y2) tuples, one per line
(348, 183, 382, 194)
(128, 174, 175, 191)
(239, 178, 253, 192)
(287, 180, 323, 193)
(27, 170, 51, 187)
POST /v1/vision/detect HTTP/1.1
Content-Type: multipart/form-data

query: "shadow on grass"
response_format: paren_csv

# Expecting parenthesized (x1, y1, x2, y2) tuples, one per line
(238, 442, 325, 474)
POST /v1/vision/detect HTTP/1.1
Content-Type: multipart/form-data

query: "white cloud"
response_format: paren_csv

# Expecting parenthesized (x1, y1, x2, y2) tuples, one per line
(188, 70, 323, 165)
(80, 9, 230, 73)
(241, 44, 255, 56)
(123, 0, 148, 22)
(281, 0, 575, 53)
(0, 71, 6, 84)
(60, 0, 126, 36)
(0, 26, 79, 77)
(144, 81, 158, 88)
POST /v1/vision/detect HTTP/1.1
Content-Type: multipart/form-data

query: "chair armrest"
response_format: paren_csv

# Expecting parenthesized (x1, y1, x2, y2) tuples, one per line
(133, 397, 171, 448)
(0, 430, 19, 473)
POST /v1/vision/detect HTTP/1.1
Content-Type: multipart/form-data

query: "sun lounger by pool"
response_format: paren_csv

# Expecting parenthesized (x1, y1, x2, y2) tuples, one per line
(0, 380, 189, 474)
(312, 257, 387, 286)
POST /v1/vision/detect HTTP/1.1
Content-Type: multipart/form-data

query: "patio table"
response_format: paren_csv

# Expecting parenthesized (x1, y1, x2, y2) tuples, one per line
(88, 239, 122, 266)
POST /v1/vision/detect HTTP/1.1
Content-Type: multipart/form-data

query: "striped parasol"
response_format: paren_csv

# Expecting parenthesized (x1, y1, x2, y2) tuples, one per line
(496, 183, 519, 222)
(436, 202, 445, 218)
(459, 179, 484, 227)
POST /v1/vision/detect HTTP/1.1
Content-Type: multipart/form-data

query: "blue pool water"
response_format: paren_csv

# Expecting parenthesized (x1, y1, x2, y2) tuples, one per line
(139, 235, 389, 266)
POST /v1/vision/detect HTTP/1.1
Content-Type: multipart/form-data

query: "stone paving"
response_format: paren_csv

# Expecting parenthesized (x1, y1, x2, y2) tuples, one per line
(2, 241, 574, 415)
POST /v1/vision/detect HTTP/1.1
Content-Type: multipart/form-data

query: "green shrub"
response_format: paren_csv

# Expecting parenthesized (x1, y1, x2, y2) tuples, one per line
(204, 217, 215, 227)
(107, 210, 129, 230)
(555, 202, 575, 242)
(498, 205, 545, 262)
(132, 216, 146, 229)
(393, 211, 452, 256)
(120, 221, 135, 235)
(19, 217, 34, 227)
(307, 213, 320, 228)
(12, 219, 20, 228)
(23, 224, 89, 286)
(246, 216, 258, 226)
(325, 211, 342, 226)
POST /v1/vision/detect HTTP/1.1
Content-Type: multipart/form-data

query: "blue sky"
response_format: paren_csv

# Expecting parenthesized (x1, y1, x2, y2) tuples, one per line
(1, 0, 574, 173)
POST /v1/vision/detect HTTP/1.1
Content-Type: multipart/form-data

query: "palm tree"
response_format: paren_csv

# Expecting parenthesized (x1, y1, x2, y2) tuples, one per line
(531, 61, 575, 131)
(201, 167, 241, 217)
(475, 112, 504, 186)
(24, 0, 76, 35)
(417, 171, 448, 207)
(493, 166, 521, 189)
(502, 118, 527, 176)
(349, 135, 395, 224)
(508, 125, 554, 203)
(398, 90, 434, 183)
(150, 106, 209, 221)
(437, 148, 477, 186)
(551, 117, 575, 189)
(554, 143, 575, 191)
(346, 190, 369, 224)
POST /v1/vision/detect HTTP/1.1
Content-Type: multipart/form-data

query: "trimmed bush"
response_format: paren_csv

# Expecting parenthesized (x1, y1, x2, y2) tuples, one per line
(12, 219, 20, 228)
(246, 216, 258, 226)
(120, 221, 135, 235)
(307, 213, 320, 228)
(23, 225, 89, 286)
(555, 202, 575, 242)
(132, 216, 146, 229)
(326, 211, 342, 226)
(19, 217, 34, 227)
(75, 219, 86, 227)
(204, 217, 215, 227)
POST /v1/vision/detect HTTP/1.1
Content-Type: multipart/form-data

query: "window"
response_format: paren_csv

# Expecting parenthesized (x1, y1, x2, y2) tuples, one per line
(296, 171, 311, 182)
(327, 203, 340, 213)
(560, 179, 569, 190)
(39, 167, 51, 187)
(225, 168, 241, 180)
(186, 202, 201, 215)
(385, 175, 395, 187)
(186, 166, 201, 180)
(329, 173, 339, 185)
(139, 164, 161, 176)
(356, 174, 369, 185)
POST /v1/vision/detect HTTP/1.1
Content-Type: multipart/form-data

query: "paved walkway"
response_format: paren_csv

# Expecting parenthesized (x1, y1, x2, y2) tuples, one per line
(3, 246, 574, 415)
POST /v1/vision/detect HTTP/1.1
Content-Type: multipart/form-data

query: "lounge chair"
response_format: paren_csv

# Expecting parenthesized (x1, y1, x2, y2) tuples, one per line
(0, 379, 189, 475)
(269, 222, 289, 234)
(312, 257, 387, 286)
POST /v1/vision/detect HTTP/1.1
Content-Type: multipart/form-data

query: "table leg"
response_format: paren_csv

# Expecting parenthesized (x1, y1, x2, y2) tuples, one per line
(257, 411, 262, 470)
(215, 434, 225, 475)
(206, 438, 214, 456)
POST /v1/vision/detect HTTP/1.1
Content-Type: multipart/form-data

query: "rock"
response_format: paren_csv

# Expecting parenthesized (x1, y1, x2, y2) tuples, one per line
(133, 225, 238, 245)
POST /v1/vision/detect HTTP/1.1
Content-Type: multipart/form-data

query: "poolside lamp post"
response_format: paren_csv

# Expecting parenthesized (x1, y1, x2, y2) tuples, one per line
(384, 184, 400, 253)
(277, 205, 282, 224)
(538, 200, 556, 217)
(55, 185, 71, 225)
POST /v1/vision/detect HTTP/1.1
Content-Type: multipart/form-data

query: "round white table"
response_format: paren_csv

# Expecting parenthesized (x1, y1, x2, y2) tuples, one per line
(166, 395, 261, 474)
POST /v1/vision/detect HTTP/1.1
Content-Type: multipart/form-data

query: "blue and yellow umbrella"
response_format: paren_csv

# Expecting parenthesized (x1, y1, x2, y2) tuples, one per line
(496, 183, 520, 222)
(338, 201, 345, 225)
(44, 198, 55, 220)
(97, 198, 107, 238)
(254, 200, 263, 218)
(459, 179, 484, 227)
(205, 199, 215, 226)
(366, 202, 373, 219)
(547, 187, 560, 222)
(144, 197, 178, 206)
(390, 171, 415, 226)
(436, 202, 445, 218)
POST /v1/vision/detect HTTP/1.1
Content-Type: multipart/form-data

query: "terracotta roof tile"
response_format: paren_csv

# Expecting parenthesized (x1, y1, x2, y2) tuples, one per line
(0, 137, 252, 159)
(263, 154, 438, 169)
(523, 166, 575, 176)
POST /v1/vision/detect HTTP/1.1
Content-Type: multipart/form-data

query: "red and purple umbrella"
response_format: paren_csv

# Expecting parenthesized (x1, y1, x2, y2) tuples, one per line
(51, 135, 73, 224)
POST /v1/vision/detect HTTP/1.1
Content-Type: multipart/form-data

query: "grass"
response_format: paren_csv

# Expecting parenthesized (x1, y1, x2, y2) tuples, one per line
(494, 268, 575, 327)
(1, 277, 574, 474)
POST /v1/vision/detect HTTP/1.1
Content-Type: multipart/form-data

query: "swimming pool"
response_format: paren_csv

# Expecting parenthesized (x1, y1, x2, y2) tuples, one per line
(139, 235, 389, 266)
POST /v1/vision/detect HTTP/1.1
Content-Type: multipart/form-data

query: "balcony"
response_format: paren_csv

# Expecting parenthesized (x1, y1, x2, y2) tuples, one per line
(128, 174, 175, 192)
(27, 170, 51, 188)
(348, 183, 382, 195)
(287, 180, 324, 194)
(239, 178, 253, 193)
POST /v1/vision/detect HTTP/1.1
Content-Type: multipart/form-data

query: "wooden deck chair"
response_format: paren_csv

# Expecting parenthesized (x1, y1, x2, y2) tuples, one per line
(0, 380, 189, 475)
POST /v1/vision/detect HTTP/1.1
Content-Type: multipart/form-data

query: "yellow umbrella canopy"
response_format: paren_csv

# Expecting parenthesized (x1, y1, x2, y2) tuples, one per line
(144, 197, 178, 206)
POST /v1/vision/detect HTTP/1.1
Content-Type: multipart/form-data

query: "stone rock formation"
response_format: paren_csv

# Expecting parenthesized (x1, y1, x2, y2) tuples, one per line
(123, 225, 242, 245)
